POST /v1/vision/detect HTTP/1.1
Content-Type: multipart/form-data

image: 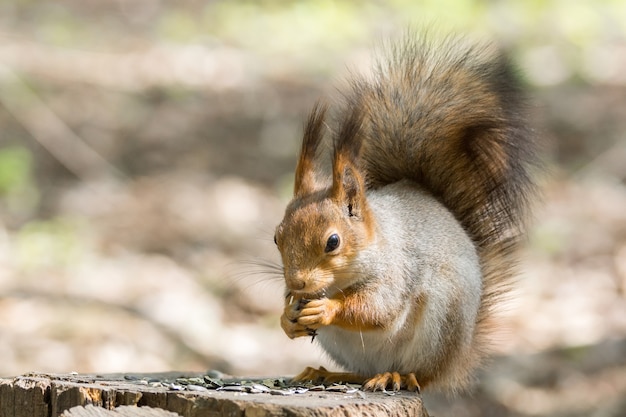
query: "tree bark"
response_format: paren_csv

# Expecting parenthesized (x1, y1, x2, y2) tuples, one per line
(0, 372, 428, 417)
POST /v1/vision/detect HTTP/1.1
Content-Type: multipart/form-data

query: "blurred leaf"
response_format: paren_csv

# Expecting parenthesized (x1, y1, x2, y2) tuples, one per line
(0, 146, 39, 218)
(0, 146, 31, 194)
(16, 218, 84, 271)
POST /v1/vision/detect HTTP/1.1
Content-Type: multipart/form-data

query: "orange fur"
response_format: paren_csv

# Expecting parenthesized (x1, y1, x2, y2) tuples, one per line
(274, 34, 539, 392)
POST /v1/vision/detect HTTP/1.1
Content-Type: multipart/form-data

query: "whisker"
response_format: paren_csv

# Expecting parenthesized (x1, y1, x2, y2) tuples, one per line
(223, 258, 286, 295)
(237, 259, 284, 273)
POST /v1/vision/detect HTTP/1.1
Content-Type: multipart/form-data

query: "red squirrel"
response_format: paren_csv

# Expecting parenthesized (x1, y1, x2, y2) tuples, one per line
(273, 34, 538, 392)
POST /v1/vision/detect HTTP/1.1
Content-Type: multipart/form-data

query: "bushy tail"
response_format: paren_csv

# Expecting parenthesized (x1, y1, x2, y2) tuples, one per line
(340, 34, 539, 363)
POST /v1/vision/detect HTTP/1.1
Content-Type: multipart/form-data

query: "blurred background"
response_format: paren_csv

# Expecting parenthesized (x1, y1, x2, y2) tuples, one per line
(1, 0, 625, 416)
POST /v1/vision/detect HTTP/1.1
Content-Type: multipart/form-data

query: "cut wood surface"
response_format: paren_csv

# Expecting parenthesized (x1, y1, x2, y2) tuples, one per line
(0, 372, 428, 417)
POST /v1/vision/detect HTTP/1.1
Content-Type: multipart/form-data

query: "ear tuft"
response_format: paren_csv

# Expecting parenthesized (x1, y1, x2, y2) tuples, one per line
(332, 105, 367, 219)
(333, 102, 365, 164)
(294, 102, 328, 197)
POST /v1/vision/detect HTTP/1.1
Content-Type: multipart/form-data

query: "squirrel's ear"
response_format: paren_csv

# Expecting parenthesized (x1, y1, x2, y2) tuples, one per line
(332, 163, 366, 218)
(294, 102, 327, 198)
(332, 104, 366, 218)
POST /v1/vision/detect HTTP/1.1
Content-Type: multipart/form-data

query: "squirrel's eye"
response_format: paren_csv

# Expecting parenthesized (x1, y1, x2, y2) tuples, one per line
(273, 234, 278, 245)
(325, 233, 340, 253)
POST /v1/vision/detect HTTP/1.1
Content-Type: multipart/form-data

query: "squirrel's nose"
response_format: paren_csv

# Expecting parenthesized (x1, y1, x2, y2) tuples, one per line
(285, 272, 306, 291)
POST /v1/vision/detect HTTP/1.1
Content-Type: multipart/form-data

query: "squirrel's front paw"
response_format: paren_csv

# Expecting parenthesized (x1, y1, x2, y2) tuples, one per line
(280, 295, 340, 339)
(296, 298, 340, 328)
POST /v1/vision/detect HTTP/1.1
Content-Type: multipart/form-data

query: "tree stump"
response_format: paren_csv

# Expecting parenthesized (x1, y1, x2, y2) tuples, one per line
(0, 372, 429, 417)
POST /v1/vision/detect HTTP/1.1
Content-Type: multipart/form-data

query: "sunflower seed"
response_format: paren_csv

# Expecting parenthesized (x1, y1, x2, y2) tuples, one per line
(249, 384, 271, 393)
(187, 377, 204, 385)
(218, 385, 246, 392)
(326, 384, 350, 392)
(186, 384, 208, 392)
(203, 376, 224, 388)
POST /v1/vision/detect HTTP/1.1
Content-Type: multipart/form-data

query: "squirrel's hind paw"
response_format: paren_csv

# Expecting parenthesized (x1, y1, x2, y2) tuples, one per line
(292, 367, 421, 393)
(363, 372, 421, 393)
(291, 366, 366, 386)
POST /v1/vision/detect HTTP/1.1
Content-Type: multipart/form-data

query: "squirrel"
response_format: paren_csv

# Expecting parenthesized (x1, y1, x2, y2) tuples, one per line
(273, 34, 538, 393)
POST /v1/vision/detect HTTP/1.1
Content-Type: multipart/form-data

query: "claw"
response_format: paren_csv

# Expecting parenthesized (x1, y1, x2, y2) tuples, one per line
(362, 372, 420, 393)
(405, 373, 420, 392)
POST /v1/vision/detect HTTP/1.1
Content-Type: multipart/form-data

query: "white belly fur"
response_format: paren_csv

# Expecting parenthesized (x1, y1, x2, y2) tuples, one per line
(315, 301, 439, 376)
